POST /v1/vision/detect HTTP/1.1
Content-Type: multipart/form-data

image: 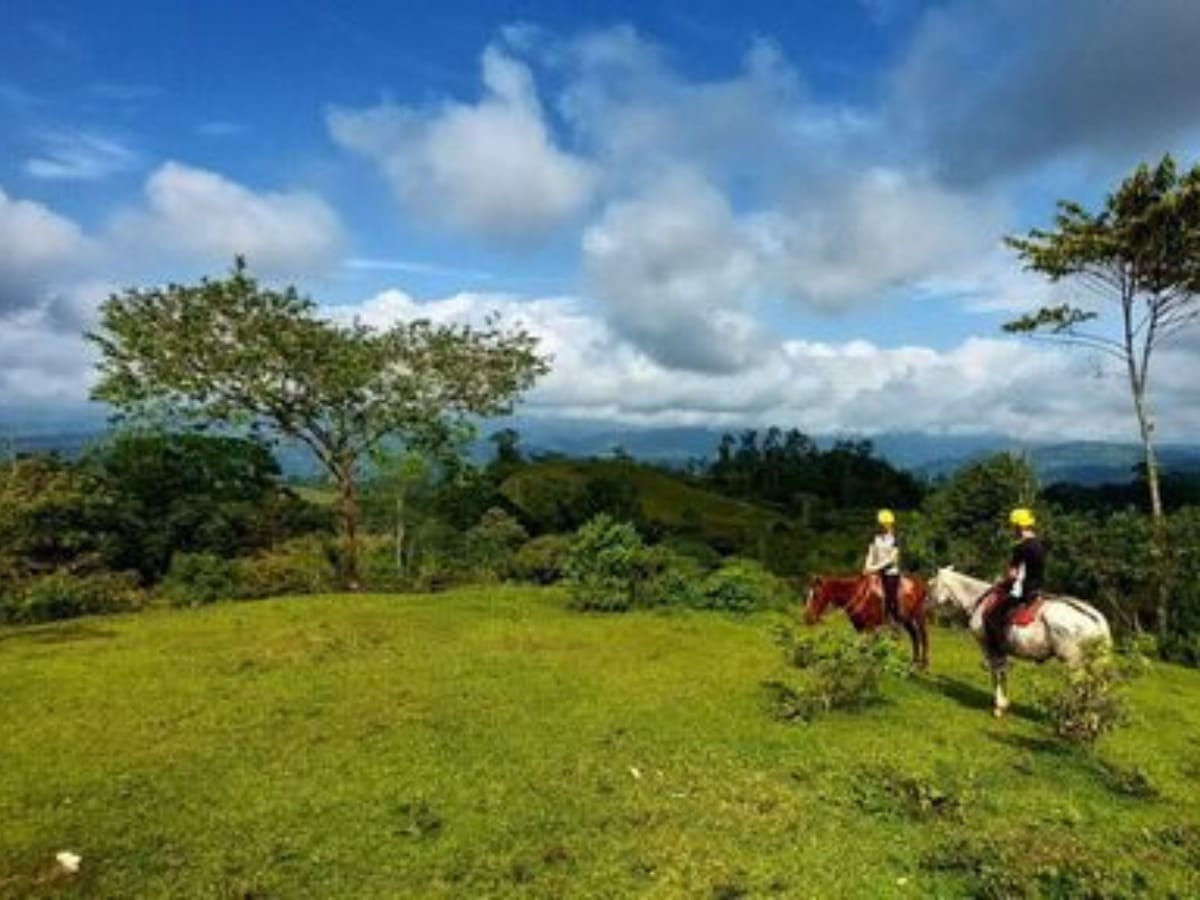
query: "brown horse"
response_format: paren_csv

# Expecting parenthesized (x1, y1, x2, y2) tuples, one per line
(804, 574, 930, 670)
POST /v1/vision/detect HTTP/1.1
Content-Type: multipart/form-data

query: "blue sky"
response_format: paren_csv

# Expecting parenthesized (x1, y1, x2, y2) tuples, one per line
(3, 0, 1200, 439)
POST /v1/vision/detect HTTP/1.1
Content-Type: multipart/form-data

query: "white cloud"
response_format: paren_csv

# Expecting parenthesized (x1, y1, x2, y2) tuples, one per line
(109, 161, 345, 273)
(331, 287, 1200, 442)
(25, 131, 138, 181)
(328, 44, 597, 245)
(0, 185, 95, 315)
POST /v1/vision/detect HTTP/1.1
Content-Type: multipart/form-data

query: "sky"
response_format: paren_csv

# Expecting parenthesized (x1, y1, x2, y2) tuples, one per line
(3, 0, 1200, 441)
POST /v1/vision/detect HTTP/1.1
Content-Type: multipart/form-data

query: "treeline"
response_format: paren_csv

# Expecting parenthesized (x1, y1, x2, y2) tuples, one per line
(702, 429, 925, 514)
(4, 427, 1200, 664)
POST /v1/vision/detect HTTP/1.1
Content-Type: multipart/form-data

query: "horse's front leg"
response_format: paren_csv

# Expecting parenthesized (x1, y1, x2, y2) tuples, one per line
(992, 663, 1011, 718)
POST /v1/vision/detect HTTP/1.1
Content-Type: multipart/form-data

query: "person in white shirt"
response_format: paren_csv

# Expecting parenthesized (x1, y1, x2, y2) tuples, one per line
(863, 508, 902, 624)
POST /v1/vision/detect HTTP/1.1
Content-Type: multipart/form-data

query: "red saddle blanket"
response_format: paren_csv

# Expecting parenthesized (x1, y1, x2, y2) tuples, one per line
(980, 595, 1044, 627)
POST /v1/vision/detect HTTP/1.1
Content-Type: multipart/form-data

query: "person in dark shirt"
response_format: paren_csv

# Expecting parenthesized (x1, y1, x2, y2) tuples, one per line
(983, 508, 1046, 660)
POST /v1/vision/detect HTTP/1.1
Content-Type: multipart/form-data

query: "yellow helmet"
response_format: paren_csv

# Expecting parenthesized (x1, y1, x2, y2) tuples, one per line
(1009, 508, 1036, 528)
(877, 509, 895, 526)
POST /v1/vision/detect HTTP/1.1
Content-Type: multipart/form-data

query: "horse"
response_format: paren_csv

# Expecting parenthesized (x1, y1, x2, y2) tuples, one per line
(928, 566, 1112, 717)
(804, 574, 930, 670)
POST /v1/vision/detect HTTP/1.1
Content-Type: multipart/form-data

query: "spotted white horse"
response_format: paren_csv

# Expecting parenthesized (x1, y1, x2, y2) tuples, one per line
(928, 567, 1112, 717)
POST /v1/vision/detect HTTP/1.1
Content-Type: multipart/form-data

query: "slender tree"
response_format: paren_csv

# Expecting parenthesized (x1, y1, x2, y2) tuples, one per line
(1006, 155, 1200, 519)
(89, 259, 549, 588)
(1006, 155, 1200, 636)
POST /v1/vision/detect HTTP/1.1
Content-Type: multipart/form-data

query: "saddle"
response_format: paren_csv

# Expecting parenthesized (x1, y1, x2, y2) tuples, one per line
(980, 594, 1044, 628)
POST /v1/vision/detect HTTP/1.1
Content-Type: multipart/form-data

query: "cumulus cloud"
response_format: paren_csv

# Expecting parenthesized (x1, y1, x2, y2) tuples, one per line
(0, 185, 95, 315)
(582, 169, 767, 373)
(328, 44, 597, 244)
(331, 287, 1200, 442)
(109, 161, 345, 273)
(891, 0, 1200, 184)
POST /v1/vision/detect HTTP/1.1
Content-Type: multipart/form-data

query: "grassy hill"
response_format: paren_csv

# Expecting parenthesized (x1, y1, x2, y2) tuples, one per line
(500, 460, 792, 550)
(2, 590, 1199, 897)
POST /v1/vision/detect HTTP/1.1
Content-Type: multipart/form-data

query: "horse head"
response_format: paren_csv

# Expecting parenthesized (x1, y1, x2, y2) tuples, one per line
(803, 576, 826, 624)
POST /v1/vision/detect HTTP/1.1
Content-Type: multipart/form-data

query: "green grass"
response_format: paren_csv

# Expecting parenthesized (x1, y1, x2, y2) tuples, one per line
(3, 589, 1200, 898)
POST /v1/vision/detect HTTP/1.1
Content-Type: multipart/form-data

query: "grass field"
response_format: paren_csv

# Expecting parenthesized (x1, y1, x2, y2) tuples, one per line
(2, 588, 1199, 898)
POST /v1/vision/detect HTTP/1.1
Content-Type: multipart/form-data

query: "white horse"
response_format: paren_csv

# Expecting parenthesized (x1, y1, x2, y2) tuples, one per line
(928, 566, 1112, 717)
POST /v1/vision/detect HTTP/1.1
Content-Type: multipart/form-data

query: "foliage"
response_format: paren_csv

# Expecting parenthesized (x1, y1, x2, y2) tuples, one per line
(697, 558, 790, 613)
(4, 570, 143, 624)
(563, 515, 646, 612)
(768, 628, 907, 721)
(87, 430, 328, 581)
(89, 259, 548, 586)
(160, 552, 237, 607)
(704, 428, 925, 513)
(464, 507, 529, 580)
(1037, 640, 1133, 747)
(923, 453, 1039, 574)
(231, 537, 338, 599)
(0, 455, 119, 580)
(512, 534, 573, 585)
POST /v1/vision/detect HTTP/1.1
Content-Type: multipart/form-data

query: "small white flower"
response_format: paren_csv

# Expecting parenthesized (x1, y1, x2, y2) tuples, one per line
(629, 766, 642, 780)
(56, 851, 81, 873)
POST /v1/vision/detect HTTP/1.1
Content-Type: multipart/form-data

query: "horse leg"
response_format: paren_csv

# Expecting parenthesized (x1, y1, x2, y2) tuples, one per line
(992, 662, 1011, 718)
(917, 616, 930, 672)
(901, 618, 920, 669)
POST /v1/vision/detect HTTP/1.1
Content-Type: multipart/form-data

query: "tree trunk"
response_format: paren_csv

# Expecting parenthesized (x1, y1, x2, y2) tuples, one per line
(395, 493, 406, 579)
(335, 460, 361, 591)
(1133, 390, 1168, 640)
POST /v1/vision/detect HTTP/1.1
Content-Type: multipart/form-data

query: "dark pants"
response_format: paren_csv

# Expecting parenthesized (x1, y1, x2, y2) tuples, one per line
(882, 574, 901, 622)
(984, 590, 1032, 657)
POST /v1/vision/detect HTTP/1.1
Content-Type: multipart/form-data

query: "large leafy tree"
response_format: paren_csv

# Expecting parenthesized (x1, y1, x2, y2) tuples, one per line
(89, 260, 549, 587)
(1005, 155, 1200, 521)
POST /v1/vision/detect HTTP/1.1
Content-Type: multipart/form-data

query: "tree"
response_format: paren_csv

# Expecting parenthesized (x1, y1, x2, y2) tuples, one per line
(925, 453, 1039, 576)
(87, 431, 327, 581)
(1006, 155, 1200, 522)
(89, 260, 549, 588)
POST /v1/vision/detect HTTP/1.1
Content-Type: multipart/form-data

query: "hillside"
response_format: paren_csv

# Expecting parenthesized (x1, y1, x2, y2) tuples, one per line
(2, 590, 1198, 897)
(499, 459, 790, 550)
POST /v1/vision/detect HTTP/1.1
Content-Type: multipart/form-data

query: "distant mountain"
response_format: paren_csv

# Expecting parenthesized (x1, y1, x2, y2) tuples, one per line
(5, 418, 1200, 487)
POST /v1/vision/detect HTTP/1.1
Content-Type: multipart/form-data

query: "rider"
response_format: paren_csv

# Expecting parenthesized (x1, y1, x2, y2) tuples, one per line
(984, 508, 1047, 660)
(863, 509, 902, 624)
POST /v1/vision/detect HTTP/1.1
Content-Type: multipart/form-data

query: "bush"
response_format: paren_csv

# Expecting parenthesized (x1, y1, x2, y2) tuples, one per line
(697, 558, 790, 613)
(7, 570, 144, 624)
(464, 507, 529, 581)
(640, 548, 705, 608)
(232, 537, 338, 599)
(161, 552, 236, 607)
(564, 515, 645, 612)
(513, 534, 572, 584)
(1038, 640, 1132, 747)
(768, 629, 906, 721)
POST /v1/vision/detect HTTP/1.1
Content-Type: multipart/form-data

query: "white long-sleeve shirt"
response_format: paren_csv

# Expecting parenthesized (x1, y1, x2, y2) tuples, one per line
(864, 533, 900, 576)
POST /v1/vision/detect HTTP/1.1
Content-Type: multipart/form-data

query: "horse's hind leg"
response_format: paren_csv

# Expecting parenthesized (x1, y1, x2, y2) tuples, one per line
(992, 664, 1011, 718)
(901, 618, 921, 670)
(917, 617, 930, 671)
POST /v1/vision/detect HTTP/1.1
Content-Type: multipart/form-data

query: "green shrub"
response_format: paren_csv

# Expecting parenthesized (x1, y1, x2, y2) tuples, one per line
(161, 552, 236, 607)
(640, 549, 705, 608)
(564, 515, 645, 612)
(232, 537, 337, 599)
(1038, 640, 1132, 747)
(464, 507, 529, 581)
(768, 629, 906, 721)
(10, 570, 144, 623)
(513, 534, 572, 584)
(697, 558, 790, 613)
